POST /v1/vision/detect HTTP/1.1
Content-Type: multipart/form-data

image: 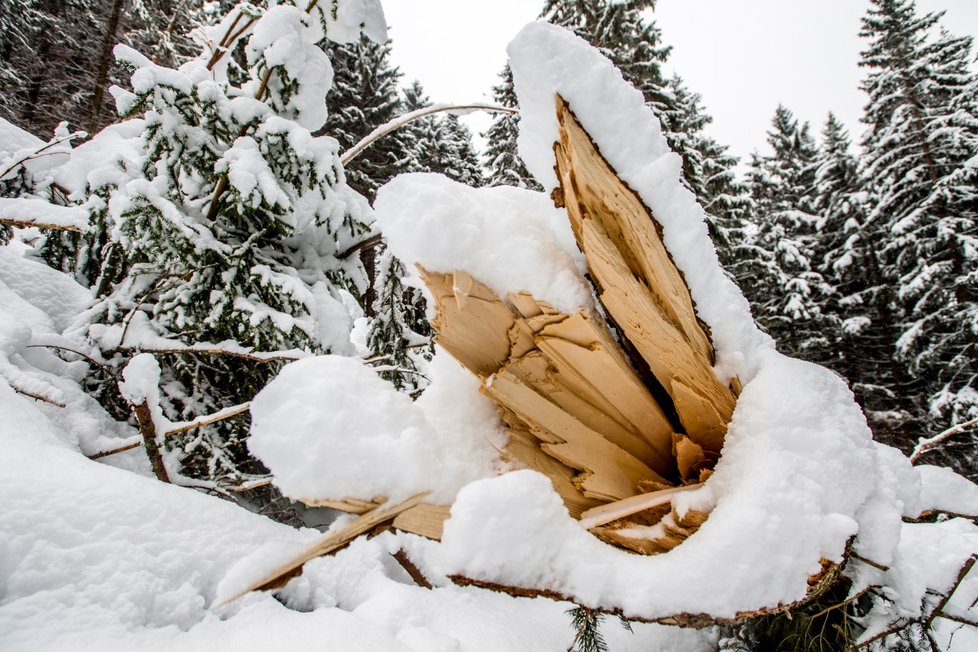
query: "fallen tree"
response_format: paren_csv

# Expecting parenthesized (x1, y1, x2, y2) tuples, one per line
(222, 20, 978, 649)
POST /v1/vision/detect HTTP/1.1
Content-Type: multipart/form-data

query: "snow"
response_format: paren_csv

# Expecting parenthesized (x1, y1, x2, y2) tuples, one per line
(918, 465, 978, 517)
(0, 197, 89, 230)
(0, 242, 714, 650)
(3, 9, 978, 650)
(438, 352, 915, 618)
(508, 21, 770, 383)
(375, 174, 591, 314)
(246, 5, 333, 132)
(51, 119, 145, 197)
(249, 351, 504, 505)
(319, 0, 389, 45)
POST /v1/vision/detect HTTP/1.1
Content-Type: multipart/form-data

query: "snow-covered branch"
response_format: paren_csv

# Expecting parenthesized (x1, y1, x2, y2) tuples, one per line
(0, 130, 85, 181)
(340, 103, 519, 166)
(910, 416, 978, 463)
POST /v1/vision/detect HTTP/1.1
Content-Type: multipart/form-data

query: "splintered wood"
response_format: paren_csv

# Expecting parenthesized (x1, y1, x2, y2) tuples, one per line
(411, 95, 739, 556)
(221, 95, 740, 608)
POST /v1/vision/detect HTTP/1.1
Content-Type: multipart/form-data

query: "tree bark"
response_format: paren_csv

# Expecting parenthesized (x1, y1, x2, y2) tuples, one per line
(89, 0, 126, 134)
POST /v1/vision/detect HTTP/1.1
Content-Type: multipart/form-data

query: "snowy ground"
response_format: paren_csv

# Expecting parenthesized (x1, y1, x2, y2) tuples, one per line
(0, 240, 715, 651)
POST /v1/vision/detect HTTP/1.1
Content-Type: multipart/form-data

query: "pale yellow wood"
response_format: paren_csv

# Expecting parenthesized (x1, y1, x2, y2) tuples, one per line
(535, 333, 675, 465)
(582, 217, 733, 452)
(503, 428, 602, 518)
(502, 349, 660, 467)
(392, 504, 452, 540)
(419, 267, 515, 377)
(673, 434, 707, 485)
(554, 95, 713, 363)
(485, 370, 668, 501)
(218, 492, 430, 607)
(578, 483, 704, 530)
(301, 497, 384, 514)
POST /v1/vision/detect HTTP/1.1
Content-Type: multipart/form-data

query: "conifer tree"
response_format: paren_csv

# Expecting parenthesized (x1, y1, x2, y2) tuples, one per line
(360, 80, 437, 392)
(664, 75, 752, 271)
(745, 105, 834, 361)
(531, 1, 751, 269)
(482, 64, 541, 190)
(76, 1, 380, 488)
(859, 0, 978, 463)
(0, 0, 220, 136)
(323, 34, 410, 203)
(809, 113, 917, 439)
(438, 114, 484, 188)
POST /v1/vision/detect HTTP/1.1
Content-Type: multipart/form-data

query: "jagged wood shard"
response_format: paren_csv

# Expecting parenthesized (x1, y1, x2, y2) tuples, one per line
(553, 95, 737, 453)
(399, 94, 744, 561)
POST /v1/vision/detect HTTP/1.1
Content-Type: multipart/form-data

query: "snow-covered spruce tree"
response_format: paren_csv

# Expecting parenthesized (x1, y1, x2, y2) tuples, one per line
(859, 0, 978, 471)
(664, 75, 753, 273)
(438, 114, 484, 188)
(808, 113, 920, 442)
(320, 38, 437, 391)
(0, 0, 221, 137)
(0, 0, 44, 124)
(81, 1, 382, 491)
(482, 64, 541, 190)
(323, 33, 411, 203)
(745, 105, 836, 362)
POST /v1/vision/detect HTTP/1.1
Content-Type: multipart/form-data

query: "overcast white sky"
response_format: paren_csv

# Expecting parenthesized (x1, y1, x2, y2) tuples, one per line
(383, 1, 978, 165)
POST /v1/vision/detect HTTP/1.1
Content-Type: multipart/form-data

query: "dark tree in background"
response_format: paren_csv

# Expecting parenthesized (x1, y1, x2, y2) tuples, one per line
(857, 0, 978, 472)
(0, 0, 224, 137)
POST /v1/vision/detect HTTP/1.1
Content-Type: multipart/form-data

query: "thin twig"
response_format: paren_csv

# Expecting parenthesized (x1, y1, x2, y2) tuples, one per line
(165, 402, 251, 436)
(924, 555, 978, 633)
(911, 417, 978, 463)
(26, 344, 115, 375)
(0, 218, 83, 233)
(937, 610, 978, 628)
(851, 552, 890, 572)
(0, 132, 85, 180)
(88, 440, 142, 459)
(10, 384, 66, 407)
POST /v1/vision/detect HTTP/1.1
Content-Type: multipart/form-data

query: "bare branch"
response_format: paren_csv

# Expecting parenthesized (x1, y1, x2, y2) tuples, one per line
(911, 417, 978, 463)
(0, 132, 86, 180)
(924, 554, 978, 633)
(119, 345, 303, 364)
(131, 400, 171, 483)
(165, 402, 251, 436)
(338, 233, 383, 260)
(340, 103, 519, 166)
(392, 549, 433, 589)
(26, 344, 116, 375)
(88, 440, 142, 460)
(226, 477, 273, 493)
(10, 383, 66, 407)
(0, 218, 83, 233)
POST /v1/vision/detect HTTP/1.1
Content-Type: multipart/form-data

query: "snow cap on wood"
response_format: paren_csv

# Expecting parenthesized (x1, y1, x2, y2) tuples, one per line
(508, 21, 770, 383)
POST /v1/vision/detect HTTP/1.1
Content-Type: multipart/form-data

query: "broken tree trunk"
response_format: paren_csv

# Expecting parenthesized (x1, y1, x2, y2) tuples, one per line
(224, 94, 742, 605)
(397, 94, 740, 553)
